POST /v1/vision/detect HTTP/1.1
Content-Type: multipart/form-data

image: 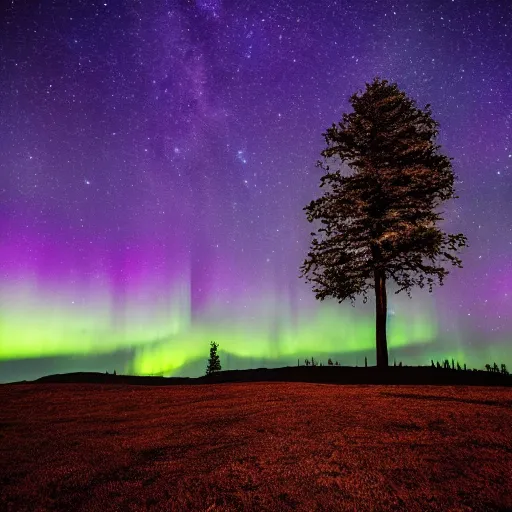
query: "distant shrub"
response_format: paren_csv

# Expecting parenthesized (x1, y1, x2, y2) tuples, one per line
(328, 358, 333, 366)
(483, 362, 510, 374)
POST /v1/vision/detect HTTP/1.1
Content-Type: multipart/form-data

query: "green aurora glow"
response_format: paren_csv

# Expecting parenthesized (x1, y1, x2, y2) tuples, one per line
(1, 279, 509, 381)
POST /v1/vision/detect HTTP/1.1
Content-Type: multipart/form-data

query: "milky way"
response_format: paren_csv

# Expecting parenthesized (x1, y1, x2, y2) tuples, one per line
(1, 0, 511, 381)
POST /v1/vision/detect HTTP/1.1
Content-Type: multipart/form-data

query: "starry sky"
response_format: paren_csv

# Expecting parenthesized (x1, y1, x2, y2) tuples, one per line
(0, 0, 511, 381)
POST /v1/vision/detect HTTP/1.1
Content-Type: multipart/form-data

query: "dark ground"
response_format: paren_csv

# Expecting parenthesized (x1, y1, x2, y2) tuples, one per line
(1, 379, 511, 511)
(30, 365, 512, 387)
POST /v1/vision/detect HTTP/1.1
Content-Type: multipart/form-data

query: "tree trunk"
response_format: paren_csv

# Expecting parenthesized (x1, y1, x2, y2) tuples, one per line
(374, 269, 389, 367)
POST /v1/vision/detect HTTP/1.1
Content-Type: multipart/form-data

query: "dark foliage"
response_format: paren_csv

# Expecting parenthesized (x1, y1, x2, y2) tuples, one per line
(206, 341, 221, 376)
(301, 78, 467, 367)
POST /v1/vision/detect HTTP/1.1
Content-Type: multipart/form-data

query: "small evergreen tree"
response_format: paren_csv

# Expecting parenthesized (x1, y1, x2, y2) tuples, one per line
(328, 358, 333, 366)
(206, 341, 221, 375)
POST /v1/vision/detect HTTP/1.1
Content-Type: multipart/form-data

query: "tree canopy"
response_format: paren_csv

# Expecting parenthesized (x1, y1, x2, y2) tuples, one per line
(301, 78, 467, 366)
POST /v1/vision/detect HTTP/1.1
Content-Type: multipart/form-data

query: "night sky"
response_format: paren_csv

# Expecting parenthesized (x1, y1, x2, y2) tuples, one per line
(1, 0, 511, 381)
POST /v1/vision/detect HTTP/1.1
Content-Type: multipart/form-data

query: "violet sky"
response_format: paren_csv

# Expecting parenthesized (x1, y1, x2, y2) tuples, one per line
(0, 0, 511, 380)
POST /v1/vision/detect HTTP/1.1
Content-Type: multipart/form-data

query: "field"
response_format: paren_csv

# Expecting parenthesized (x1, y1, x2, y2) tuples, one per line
(1, 382, 511, 511)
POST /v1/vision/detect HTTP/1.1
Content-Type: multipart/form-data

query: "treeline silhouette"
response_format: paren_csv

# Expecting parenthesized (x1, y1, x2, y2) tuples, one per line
(298, 357, 509, 375)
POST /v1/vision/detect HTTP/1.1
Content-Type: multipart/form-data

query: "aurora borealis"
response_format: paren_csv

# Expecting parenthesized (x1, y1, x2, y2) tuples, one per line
(1, 0, 511, 382)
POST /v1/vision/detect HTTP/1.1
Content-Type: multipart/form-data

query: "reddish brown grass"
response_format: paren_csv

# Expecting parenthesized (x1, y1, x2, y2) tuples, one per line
(1, 383, 511, 511)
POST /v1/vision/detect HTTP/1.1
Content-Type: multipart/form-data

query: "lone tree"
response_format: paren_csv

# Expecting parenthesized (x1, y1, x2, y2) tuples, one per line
(301, 78, 467, 367)
(206, 341, 221, 375)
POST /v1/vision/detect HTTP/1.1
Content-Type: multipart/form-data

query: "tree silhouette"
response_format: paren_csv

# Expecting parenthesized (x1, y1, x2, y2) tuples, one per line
(206, 341, 221, 375)
(301, 78, 467, 367)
